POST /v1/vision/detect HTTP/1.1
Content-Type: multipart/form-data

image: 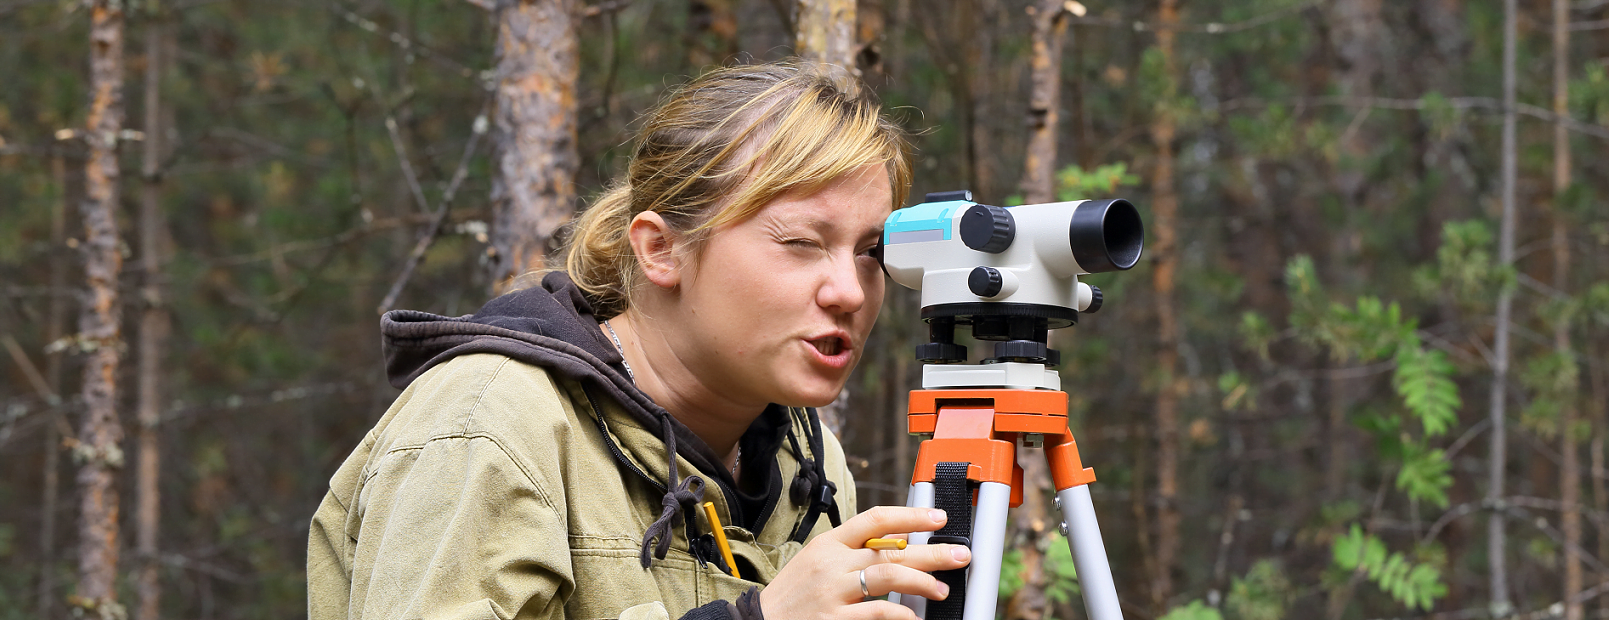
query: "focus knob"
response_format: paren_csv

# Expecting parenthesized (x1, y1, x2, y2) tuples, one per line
(969, 266, 1004, 297)
(960, 204, 1015, 253)
(1086, 285, 1104, 313)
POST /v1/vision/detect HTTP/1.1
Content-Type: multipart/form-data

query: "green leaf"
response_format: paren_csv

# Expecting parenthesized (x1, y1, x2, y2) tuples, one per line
(1157, 600, 1223, 620)
(1391, 347, 1460, 437)
(1331, 525, 1447, 611)
(1395, 443, 1452, 508)
(1226, 560, 1290, 620)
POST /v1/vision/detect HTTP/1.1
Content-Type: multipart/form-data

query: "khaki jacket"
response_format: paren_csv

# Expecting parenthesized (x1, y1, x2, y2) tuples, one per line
(307, 353, 857, 620)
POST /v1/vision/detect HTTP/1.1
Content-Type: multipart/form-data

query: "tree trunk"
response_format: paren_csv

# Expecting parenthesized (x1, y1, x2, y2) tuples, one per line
(1487, 0, 1517, 612)
(1148, 0, 1182, 612)
(686, 0, 738, 69)
(75, 0, 127, 614)
(1019, 0, 1070, 205)
(135, 9, 171, 620)
(1553, 2, 1580, 617)
(487, 0, 580, 292)
(38, 152, 71, 620)
(793, 0, 856, 71)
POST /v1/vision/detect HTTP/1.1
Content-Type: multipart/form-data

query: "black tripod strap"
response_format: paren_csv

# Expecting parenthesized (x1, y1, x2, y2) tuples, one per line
(928, 462, 973, 620)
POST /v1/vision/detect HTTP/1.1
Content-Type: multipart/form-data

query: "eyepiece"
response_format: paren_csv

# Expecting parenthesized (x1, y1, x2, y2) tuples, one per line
(1068, 199, 1145, 273)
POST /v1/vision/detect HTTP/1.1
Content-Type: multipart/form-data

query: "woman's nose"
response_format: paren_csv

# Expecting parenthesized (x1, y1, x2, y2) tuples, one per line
(817, 254, 867, 314)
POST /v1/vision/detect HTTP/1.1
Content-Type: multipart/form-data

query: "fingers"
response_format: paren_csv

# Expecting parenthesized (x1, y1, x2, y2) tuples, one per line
(876, 542, 971, 573)
(858, 563, 954, 600)
(829, 506, 948, 547)
(842, 600, 921, 620)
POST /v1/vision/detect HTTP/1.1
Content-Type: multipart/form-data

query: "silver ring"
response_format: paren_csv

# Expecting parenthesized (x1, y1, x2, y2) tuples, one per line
(859, 568, 871, 598)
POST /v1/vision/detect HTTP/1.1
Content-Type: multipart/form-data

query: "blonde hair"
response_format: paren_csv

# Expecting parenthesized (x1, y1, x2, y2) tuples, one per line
(562, 60, 912, 319)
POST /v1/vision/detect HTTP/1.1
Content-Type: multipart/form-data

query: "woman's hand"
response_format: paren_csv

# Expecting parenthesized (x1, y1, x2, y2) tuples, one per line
(760, 506, 972, 620)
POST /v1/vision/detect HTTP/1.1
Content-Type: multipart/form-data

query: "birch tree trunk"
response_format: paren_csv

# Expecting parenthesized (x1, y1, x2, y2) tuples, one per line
(794, 0, 856, 71)
(1487, 0, 1517, 612)
(1552, 1, 1580, 617)
(1148, 0, 1181, 611)
(135, 9, 171, 620)
(487, 0, 580, 292)
(1018, 0, 1070, 205)
(75, 0, 127, 614)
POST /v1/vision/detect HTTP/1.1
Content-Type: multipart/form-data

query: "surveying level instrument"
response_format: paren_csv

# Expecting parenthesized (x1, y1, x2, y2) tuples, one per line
(880, 190, 1143, 620)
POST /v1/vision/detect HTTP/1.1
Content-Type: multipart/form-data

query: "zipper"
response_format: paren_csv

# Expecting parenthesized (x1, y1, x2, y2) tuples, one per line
(581, 385, 665, 494)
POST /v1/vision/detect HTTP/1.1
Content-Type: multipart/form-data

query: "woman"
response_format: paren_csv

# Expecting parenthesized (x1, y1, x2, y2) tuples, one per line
(307, 60, 970, 620)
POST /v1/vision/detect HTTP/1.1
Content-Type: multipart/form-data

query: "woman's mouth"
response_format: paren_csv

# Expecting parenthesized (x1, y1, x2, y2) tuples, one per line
(806, 334, 852, 367)
(810, 336, 844, 356)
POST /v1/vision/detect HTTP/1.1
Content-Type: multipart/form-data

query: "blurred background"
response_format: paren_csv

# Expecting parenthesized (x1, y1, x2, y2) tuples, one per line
(3, 0, 1609, 618)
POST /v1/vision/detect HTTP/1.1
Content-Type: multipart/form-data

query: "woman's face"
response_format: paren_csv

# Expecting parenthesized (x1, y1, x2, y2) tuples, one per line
(668, 165, 891, 410)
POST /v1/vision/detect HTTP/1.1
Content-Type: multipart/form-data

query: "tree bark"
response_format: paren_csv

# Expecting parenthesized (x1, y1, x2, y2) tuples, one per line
(794, 0, 856, 71)
(1148, 0, 1182, 612)
(1019, 0, 1070, 205)
(135, 9, 171, 620)
(1553, 2, 1580, 618)
(487, 0, 580, 292)
(1487, 0, 1517, 612)
(75, 0, 127, 614)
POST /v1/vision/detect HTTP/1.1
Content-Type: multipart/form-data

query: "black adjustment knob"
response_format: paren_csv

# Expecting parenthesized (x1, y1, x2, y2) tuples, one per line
(1086, 285, 1104, 313)
(993, 340, 1050, 363)
(968, 266, 1004, 297)
(915, 342, 968, 364)
(960, 204, 1015, 253)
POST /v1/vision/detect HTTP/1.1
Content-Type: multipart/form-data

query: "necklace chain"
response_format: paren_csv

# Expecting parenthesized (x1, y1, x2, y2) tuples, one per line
(602, 319, 634, 382)
(604, 319, 739, 478)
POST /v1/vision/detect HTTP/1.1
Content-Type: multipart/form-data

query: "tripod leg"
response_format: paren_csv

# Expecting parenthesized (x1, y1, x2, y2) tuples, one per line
(1056, 485, 1123, 620)
(896, 482, 935, 615)
(963, 481, 1011, 620)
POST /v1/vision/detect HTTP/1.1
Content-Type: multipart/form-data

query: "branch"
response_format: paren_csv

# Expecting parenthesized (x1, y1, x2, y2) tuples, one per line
(333, 3, 478, 78)
(2, 335, 60, 405)
(582, 0, 631, 17)
(384, 116, 432, 215)
(463, 0, 494, 11)
(1216, 95, 1609, 141)
(1570, 19, 1609, 30)
(377, 103, 491, 314)
(1071, 0, 1325, 34)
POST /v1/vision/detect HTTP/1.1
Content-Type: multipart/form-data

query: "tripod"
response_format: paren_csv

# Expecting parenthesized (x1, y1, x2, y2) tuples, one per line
(876, 189, 1142, 620)
(889, 360, 1123, 620)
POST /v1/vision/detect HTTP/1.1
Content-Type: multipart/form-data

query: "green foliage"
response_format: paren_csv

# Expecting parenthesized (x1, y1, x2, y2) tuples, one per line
(1395, 443, 1452, 508)
(1157, 600, 1223, 620)
(1390, 346, 1459, 437)
(1570, 60, 1609, 124)
(1225, 560, 1290, 620)
(1055, 163, 1140, 200)
(0, 523, 12, 557)
(997, 532, 1080, 614)
(1237, 312, 1274, 361)
(1519, 350, 1583, 440)
(1218, 371, 1258, 412)
(1413, 220, 1512, 306)
(1417, 92, 1461, 142)
(1332, 525, 1447, 611)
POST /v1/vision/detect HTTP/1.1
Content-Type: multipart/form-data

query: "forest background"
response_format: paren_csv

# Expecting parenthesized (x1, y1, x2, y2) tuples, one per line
(3, 0, 1609, 619)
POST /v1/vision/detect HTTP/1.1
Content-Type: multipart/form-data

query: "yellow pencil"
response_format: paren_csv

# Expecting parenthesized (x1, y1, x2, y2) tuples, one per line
(865, 538, 907, 551)
(702, 502, 741, 579)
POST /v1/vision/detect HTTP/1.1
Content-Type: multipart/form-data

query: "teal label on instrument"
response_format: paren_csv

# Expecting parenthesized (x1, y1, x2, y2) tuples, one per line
(883, 201, 968, 244)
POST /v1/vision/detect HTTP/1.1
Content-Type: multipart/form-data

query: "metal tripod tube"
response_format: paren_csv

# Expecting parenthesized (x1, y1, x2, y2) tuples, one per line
(963, 482, 1012, 620)
(1057, 485, 1123, 620)
(896, 482, 936, 615)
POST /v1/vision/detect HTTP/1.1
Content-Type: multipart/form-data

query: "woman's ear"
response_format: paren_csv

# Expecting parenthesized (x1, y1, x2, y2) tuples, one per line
(629, 211, 682, 289)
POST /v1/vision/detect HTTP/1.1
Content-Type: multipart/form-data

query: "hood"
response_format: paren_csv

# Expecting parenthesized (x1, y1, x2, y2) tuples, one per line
(381, 271, 740, 568)
(381, 271, 736, 481)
